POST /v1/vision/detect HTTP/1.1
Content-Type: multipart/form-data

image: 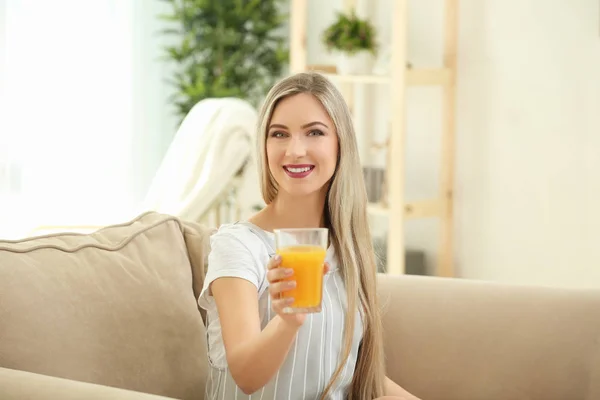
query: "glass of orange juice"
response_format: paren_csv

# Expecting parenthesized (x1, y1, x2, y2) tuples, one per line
(274, 228, 328, 314)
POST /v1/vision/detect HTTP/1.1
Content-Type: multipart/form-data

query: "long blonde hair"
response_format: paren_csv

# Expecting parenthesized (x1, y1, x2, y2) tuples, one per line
(256, 72, 386, 399)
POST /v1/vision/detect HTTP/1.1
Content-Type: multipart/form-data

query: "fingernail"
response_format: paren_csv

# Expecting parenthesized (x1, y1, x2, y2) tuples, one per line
(273, 254, 281, 262)
(287, 281, 296, 288)
(283, 306, 293, 314)
(284, 268, 293, 276)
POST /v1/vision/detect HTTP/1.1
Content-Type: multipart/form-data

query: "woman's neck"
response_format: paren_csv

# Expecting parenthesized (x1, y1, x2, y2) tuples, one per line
(253, 191, 328, 231)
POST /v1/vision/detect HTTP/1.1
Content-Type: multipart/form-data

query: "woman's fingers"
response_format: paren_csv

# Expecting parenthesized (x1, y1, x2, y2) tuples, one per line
(266, 266, 293, 283)
(271, 297, 294, 312)
(266, 254, 282, 270)
(268, 280, 296, 297)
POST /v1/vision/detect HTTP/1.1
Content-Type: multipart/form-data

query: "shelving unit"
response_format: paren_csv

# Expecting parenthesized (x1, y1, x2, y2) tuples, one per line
(289, 0, 458, 277)
(317, 69, 451, 86)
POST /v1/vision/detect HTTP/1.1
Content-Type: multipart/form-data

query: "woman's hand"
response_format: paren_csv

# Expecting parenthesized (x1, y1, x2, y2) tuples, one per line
(266, 254, 329, 328)
(382, 376, 422, 400)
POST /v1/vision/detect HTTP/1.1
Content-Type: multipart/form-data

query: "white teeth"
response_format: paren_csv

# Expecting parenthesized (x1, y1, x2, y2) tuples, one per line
(286, 166, 311, 173)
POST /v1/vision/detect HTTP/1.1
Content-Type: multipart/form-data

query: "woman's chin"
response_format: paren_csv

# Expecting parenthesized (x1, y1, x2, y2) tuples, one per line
(279, 184, 324, 198)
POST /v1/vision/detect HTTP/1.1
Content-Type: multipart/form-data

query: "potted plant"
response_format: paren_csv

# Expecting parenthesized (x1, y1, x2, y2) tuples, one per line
(159, 0, 288, 123)
(322, 11, 377, 75)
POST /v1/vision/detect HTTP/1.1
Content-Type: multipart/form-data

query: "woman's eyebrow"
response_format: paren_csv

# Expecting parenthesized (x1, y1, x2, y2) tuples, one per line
(269, 121, 329, 130)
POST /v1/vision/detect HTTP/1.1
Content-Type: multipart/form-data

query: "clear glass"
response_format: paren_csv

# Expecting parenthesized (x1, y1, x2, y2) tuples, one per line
(273, 228, 328, 313)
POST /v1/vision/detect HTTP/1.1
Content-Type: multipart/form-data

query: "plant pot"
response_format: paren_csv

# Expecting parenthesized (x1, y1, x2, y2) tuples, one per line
(336, 51, 373, 75)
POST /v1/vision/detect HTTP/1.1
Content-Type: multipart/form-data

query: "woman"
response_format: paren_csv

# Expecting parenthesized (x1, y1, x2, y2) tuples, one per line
(198, 72, 420, 400)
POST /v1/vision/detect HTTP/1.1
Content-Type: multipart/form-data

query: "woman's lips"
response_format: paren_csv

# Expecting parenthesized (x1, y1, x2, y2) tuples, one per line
(283, 164, 315, 178)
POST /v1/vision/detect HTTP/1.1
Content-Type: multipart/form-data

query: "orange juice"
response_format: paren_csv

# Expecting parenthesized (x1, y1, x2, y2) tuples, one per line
(276, 245, 326, 310)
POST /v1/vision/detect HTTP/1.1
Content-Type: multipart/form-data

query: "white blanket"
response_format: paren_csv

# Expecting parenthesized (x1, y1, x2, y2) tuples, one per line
(142, 97, 260, 222)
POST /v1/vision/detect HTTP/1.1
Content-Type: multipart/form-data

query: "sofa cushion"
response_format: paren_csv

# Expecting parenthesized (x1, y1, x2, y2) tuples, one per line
(0, 212, 211, 400)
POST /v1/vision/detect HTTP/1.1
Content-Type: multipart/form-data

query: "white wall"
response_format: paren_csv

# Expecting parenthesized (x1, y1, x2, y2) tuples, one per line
(306, 0, 600, 288)
(454, 0, 600, 288)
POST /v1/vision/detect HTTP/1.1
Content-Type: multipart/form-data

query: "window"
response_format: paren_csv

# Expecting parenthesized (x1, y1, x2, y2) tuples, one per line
(0, 0, 172, 238)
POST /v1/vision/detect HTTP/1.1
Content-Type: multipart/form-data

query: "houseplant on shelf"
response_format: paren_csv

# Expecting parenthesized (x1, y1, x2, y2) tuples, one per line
(322, 10, 377, 75)
(159, 0, 288, 122)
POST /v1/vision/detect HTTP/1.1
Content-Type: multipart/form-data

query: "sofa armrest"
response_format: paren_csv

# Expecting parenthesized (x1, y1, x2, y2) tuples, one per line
(0, 367, 177, 400)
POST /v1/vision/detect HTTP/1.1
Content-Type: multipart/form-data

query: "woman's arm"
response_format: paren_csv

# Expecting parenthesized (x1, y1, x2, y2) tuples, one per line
(211, 276, 300, 394)
(383, 376, 422, 400)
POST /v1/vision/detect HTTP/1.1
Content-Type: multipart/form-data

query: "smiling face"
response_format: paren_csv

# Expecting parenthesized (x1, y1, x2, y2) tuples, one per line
(266, 92, 339, 199)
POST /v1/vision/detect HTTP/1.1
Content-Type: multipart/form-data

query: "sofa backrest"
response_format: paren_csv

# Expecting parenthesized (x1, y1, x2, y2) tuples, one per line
(378, 274, 600, 400)
(0, 211, 214, 400)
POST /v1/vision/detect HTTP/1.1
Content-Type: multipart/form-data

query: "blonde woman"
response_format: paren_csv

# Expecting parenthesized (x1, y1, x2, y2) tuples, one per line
(198, 72, 421, 400)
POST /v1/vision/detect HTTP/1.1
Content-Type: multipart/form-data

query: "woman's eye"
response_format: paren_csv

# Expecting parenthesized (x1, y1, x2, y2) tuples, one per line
(308, 130, 324, 136)
(270, 131, 286, 138)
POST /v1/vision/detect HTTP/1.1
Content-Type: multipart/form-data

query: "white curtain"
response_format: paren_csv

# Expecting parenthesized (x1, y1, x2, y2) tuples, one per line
(0, 0, 173, 238)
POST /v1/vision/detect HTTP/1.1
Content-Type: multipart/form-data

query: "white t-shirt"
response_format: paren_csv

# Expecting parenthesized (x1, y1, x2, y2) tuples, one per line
(197, 221, 363, 400)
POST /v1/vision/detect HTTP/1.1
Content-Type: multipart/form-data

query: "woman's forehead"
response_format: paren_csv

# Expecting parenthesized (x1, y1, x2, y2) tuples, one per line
(270, 93, 333, 126)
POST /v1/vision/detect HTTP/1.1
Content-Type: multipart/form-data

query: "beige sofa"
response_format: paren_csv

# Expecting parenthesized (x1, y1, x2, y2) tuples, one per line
(1, 212, 599, 400)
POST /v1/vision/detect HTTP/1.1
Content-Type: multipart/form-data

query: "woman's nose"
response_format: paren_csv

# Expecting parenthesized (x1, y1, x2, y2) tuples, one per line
(285, 136, 307, 158)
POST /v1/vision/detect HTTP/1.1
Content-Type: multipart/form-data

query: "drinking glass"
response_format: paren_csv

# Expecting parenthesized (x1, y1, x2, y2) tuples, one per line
(273, 228, 328, 313)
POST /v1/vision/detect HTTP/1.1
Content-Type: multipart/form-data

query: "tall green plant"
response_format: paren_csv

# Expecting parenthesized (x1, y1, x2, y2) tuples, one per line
(160, 0, 288, 121)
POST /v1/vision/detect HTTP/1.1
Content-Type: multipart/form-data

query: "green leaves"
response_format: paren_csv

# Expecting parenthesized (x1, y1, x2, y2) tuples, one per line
(322, 11, 377, 55)
(161, 0, 288, 122)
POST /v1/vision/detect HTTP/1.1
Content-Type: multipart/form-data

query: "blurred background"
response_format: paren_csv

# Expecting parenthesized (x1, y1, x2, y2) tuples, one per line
(0, 0, 598, 288)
